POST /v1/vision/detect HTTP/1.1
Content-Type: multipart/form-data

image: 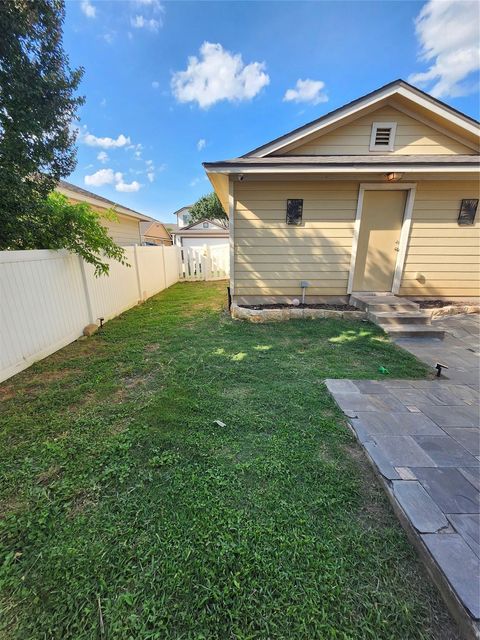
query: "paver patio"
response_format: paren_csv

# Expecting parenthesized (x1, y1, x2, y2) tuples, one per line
(326, 313, 480, 639)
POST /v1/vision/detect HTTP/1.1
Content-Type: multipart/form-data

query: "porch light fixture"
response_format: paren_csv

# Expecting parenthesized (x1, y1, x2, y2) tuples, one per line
(385, 172, 403, 182)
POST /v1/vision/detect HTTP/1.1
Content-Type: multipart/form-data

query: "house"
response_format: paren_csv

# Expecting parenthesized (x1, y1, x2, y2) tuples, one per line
(173, 205, 194, 228)
(173, 218, 229, 252)
(139, 221, 172, 246)
(57, 180, 154, 246)
(203, 79, 480, 306)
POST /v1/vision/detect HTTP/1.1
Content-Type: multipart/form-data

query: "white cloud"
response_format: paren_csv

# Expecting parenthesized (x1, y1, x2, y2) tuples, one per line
(189, 177, 201, 187)
(131, 15, 161, 31)
(97, 151, 109, 163)
(283, 79, 328, 105)
(81, 129, 131, 149)
(197, 138, 206, 151)
(100, 98, 107, 107)
(84, 168, 142, 192)
(152, 80, 160, 89)
(85, 168, 115, 187)
(103, 32, 115, 45)
(115, 174, 141, 192)
(409, 0, 480, 97)
(81, 0, 96, 18)
(171, 42, 270, 109)
(147, 172, 155, 182)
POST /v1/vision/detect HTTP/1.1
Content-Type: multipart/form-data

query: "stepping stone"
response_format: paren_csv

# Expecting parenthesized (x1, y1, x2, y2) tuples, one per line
(447, 514, 480, 557)
(421, 533, 480, 619)
(392, 480, 448, 533)
(459, 466, 480, 491)
(324, 379, 359, 395)
(349, 419, 372, 444)
(415, 467, 480, 514)
(413, 435, 479, 467)
(354, 411, 443, 436)
(353, 380, 388, 394)
(363, 442, 400, 480)
(422, 387, 469, 406)
(373, 435, 436, 467)
(442, 428, 480, 456)
(388, 388, 431, 406)
(417, 404, 480, 428)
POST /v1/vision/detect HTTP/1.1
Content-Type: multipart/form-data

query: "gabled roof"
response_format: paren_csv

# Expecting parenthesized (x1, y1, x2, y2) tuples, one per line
(181, 218, 227, 231)
(174, 218, 229, 235)
(241, 79, 480, 158)
(58, 180, 154, 223)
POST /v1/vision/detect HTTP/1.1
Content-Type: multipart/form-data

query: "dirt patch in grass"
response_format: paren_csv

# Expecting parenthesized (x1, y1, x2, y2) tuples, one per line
(36, 465, 63, 487)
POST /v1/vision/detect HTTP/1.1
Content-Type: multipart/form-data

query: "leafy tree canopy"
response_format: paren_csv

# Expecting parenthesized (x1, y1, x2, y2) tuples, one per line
(188, 193, 228, 229)
(0, 0, 126, 274)
(38, 193, 128, 276)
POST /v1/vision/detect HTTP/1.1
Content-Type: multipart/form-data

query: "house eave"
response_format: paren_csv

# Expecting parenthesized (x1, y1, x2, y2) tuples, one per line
(204, 164, 480, 175)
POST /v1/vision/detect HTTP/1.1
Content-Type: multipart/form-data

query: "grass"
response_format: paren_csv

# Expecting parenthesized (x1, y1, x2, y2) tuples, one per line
(0, 281, 457, 640)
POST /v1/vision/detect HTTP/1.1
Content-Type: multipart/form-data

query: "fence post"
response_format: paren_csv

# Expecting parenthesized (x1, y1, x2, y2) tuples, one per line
(133, 244, 144, 302)
(78, 256, 95, 324)
(204, 245, 212, 281)
(161, 243, 167, 290)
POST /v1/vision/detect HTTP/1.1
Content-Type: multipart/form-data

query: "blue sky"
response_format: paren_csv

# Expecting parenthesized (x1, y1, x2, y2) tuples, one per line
(64, 0, 480, 223)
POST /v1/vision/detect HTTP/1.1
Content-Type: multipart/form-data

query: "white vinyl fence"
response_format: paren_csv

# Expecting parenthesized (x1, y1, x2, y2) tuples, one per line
(179, 245, 229, 281)
(0, 245, 180, 383)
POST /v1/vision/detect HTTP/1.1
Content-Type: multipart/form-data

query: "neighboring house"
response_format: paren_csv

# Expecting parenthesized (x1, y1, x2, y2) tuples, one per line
(57, 180, 152, 246)
(139, 221, 172, 246)
(173, 218, 229, 252)
(204, 79, 480, 305)
(174, 205, 194, 228)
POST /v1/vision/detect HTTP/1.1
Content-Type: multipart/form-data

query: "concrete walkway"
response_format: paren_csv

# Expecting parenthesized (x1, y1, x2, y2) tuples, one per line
(326, 314, 480, 640)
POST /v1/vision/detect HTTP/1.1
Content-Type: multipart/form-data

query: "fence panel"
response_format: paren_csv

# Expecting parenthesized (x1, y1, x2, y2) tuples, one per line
(180, 245, 229, 281)
(0, 245, 181, 383)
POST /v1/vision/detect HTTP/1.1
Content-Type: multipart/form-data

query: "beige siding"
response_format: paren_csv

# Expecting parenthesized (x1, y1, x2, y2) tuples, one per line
(234, 179, 480, 302)
(284, 107, 475, 156)
(234, 181, 357, 298)
(400, 180, 480, 298)
(101, 212, 141, 246)
(67, 196, 142, 246)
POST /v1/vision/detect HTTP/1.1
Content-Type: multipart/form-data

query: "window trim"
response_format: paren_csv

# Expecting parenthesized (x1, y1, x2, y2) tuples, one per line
(369, 121, 397, 152)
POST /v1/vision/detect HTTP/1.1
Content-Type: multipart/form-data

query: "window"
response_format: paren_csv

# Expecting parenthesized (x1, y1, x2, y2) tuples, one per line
(369, 122, 397, 152)
(286, 199, 303, 225)
(203, 221, 209, 228)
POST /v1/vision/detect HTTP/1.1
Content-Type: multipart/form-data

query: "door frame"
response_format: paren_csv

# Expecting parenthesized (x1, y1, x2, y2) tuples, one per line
(347, 182, 417, 295)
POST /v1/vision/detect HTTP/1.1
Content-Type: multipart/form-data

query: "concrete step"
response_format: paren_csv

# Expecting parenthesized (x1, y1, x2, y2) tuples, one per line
(368, 311, 432, 326)
(350, 294, 420, 313)
(377, 324, 445, 339)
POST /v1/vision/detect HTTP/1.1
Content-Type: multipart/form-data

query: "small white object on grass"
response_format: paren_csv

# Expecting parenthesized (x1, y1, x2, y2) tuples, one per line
(214, 420, 226, 427)
(292, 298, 300, 306)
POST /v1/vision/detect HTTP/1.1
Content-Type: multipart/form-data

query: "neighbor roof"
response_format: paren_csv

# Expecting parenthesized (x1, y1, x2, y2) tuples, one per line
(58, 180, 154, 223)
(239, 79, 480, 158)
(175, 218, 228, 234)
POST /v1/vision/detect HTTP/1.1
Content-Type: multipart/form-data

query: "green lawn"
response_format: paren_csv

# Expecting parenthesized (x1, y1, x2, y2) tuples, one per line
(0, 282, 456, 639)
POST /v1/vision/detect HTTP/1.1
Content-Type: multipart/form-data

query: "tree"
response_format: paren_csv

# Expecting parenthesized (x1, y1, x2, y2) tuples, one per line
(188, 193, 228, 229)
(37, 193, 128, 276)
(0, 1, 125, 274)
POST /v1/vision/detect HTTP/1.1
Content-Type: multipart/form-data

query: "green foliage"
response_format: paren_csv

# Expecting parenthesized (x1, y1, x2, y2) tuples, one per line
(0, 282, 454, 639)
(37, 192, 128, 275)
(189, 192, 228, 228)
(0, 0, 84, 247)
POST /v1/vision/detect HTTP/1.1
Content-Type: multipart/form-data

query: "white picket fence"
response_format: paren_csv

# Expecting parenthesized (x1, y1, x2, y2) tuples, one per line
(0, 245, 180, 383)
(179, 245, 229, 281)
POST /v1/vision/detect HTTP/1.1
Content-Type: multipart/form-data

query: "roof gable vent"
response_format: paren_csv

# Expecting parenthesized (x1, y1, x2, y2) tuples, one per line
(370, 122, 397, 152)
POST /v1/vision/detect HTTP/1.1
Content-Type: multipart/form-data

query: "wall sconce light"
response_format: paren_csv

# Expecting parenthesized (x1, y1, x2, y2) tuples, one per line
(385, 172, 403, 182)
